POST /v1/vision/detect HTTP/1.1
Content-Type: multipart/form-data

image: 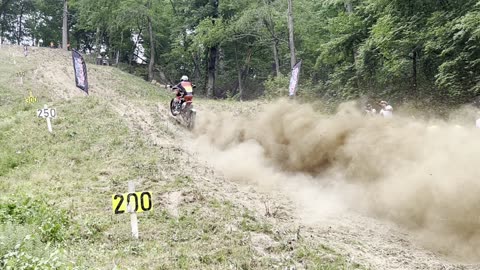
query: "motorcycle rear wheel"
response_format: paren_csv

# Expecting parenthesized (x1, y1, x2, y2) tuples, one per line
(187, 109, 196, 130)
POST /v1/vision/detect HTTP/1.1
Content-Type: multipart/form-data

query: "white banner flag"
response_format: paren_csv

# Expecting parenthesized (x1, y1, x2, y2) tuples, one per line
(288, 60, 302, 96)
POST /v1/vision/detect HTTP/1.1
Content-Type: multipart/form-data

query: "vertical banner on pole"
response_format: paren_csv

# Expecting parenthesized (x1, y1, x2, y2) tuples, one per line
(72, 50, 89, 94)
(288, 60, 302, 97)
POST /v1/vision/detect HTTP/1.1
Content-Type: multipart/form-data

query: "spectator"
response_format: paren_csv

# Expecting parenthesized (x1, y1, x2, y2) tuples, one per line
(102, 55, 110, 66)
(379, 100, 393, 118)
(476, 112, 480, 128)
(365, 103, 376, 116)
(96, 54, 103, 65)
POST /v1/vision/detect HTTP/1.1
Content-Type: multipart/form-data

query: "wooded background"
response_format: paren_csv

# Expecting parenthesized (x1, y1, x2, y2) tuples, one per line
(1, 0, 479, 105)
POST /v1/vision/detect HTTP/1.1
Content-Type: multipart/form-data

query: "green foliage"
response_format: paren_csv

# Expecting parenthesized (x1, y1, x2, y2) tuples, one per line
(0, 233, 66, 270)
(194, 18, 227, 48)
(308, 0, 480, 105)
(264, 74, 289, 99)
(424, 9, 480, 101)
(0, 197, 71, 269)
(0, 197, 71, 243)
(2, 0, 480, 103)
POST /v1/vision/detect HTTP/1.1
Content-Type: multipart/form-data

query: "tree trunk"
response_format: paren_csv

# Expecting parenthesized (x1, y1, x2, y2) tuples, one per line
(234, 45, 242, 99)
(262, 0, 280, 77)
(241, 48, 253, 82)
(273, 39, 280, 76)
(287, 0, 296, 69)
(240, 48, 253, 100)
(412, 49, 417, 93)
(115, 32, 122, 65)
(1, 13, 4, 44)
(76, 35, 81, 50)
(17, 7, 23, 45)
(237, 67, 243, 100)
(345, 1, 353, 13)
(147, 15, 155, 82)
(62, 0, 68, 50)
(206, 0, 219, 98)
(192, 53, 201, 82)
(206, 46, 217, 98)
(94, 27, 101, 53)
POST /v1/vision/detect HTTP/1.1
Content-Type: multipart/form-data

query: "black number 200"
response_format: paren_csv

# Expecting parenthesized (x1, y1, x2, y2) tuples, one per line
(114, 192, 152, 214)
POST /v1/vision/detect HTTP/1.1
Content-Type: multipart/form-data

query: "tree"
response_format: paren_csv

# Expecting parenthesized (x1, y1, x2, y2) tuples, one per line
(62, 0, 68, 49)
(287, 0, 296, 69)
(1, 0, 478, 104)
(206, 0, 220, 98)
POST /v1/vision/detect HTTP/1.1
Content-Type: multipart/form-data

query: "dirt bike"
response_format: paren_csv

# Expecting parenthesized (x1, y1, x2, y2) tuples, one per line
(168, 85, 196, 130)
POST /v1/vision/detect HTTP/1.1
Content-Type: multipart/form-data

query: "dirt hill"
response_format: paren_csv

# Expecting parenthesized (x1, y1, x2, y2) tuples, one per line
(1, 45, 479, 269)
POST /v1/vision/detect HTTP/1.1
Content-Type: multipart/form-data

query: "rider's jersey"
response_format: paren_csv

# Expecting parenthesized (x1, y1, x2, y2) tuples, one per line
(177, 81, 193, 95)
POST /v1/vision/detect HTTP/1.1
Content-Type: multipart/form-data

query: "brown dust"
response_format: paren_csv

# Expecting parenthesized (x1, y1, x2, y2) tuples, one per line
(192, 99, 480, 262)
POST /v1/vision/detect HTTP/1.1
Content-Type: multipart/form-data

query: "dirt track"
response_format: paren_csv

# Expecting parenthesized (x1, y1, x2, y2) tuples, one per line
(15, 45, 480, 270)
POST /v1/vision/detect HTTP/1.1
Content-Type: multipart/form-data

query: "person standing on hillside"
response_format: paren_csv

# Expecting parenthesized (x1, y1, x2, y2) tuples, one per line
(379, 100, 393, 118)
(365, 103, 377, 116)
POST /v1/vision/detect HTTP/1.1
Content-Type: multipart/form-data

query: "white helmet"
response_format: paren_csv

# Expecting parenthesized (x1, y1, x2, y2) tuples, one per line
(181, 75, 189, 81)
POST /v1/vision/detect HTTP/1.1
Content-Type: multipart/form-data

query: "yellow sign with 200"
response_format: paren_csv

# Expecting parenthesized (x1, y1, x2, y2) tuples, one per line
(112, 191, 152, 214)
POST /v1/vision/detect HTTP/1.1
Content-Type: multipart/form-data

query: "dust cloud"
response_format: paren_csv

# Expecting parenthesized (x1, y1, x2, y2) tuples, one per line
(192, 99, 480, 262)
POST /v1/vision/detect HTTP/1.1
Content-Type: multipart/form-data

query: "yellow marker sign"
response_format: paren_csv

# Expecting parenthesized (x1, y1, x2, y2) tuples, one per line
(25, 91, 37, 104)
(112, 191, 152, 214)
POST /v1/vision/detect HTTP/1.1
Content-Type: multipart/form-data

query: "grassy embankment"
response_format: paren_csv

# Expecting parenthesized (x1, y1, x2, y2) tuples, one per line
(0, 46, 363, 269)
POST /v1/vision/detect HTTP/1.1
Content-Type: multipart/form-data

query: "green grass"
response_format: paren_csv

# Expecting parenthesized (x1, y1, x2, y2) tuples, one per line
(0, 46, 364, 269)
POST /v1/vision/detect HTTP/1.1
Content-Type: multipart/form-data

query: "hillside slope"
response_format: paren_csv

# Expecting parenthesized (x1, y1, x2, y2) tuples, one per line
(1, 45, 479, 270)
(0, 45, 360, 269)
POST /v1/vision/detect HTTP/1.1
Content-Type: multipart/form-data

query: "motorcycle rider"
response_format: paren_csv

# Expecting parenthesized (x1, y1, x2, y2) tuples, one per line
(172, 75, 194, 113)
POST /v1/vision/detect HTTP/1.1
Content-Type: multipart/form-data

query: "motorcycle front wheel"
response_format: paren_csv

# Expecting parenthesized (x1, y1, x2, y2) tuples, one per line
(170, 98, 180, 116)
